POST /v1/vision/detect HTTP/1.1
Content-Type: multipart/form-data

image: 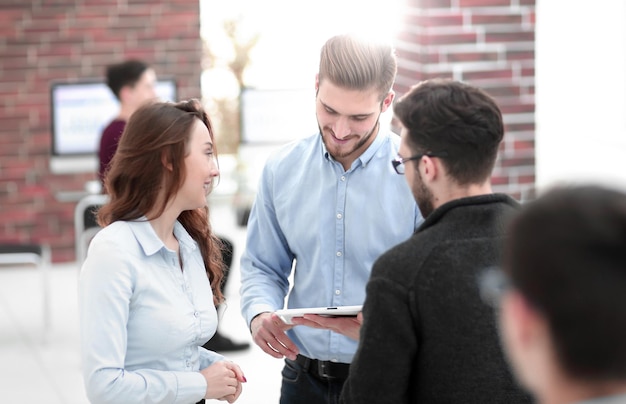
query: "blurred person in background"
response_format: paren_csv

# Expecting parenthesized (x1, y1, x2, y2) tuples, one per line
(496, 185, 626, 404)
(79, 99, 246, 404)
(98, 59, 157, 184)
(239, 33, 422, 404)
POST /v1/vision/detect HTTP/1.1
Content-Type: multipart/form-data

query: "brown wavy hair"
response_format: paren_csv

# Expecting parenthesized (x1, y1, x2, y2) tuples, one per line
(98, 99, 225, 304)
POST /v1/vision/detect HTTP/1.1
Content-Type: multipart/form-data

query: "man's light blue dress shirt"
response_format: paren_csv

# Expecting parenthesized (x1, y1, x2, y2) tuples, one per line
(79, 219, 224, 404)
(240, 130, 422, 364)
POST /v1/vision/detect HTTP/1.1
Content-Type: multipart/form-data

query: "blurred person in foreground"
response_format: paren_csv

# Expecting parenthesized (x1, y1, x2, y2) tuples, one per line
(495, 185, 626, 404)
(239, 33, 422, 404)
(79, 99, 246, 404)
(340, 79, 532, 403)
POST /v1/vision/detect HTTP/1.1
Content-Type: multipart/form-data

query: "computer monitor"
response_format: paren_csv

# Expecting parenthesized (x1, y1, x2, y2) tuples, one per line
(49, 78, 177, 174)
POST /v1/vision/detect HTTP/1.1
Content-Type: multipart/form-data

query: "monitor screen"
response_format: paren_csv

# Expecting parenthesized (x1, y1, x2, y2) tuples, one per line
(50, 79, 177, 157)
(240, 88, 317, 144)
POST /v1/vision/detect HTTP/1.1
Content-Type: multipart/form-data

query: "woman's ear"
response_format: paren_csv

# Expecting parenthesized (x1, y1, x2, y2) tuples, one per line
(161, 151, 173, 171)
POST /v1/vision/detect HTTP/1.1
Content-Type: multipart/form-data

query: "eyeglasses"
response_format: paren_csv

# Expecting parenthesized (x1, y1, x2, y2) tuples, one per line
(391, 151, 448, 175)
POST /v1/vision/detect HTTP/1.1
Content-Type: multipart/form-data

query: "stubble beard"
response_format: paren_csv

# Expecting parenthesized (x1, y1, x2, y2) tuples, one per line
(414, 169, 435, 218)
(319, 119, 380, 160)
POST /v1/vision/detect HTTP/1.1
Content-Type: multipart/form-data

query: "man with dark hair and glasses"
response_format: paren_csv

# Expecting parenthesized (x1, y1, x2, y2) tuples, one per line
(494, 185, 626, 404)
(340, 78, 531, 403)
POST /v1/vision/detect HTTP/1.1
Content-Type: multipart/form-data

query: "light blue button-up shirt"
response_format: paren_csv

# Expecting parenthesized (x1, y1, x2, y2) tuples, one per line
(240, 130, 422, 363)
(79, 218, 225, 404)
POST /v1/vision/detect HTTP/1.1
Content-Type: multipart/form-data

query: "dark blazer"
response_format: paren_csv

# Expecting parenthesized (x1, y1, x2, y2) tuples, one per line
(341, 194, 532, 404)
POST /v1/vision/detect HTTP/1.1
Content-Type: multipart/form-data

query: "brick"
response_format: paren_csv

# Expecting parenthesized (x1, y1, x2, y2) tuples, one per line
(491, 175, 509, 185)
(460, 0, 511, 7)
(481, 85, 521, 98)
(518, 174, 535, 184)
(505, 122, 535, 132)
(500, 156, 535, 168)
(445, 50, 499, 63)
(423, 32, 478, 46)
(0, 0, 30, 9)
(506, 49, 534, 61)
(485, 31, 534, 43)
(500, 103, 534, 114)
(462, 68, 513, 81)
(471, 13, 522, 25)
(415, 0, 453, 8)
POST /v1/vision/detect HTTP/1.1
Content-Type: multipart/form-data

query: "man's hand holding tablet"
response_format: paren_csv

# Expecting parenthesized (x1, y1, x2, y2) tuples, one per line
(276, 305, 363, 340)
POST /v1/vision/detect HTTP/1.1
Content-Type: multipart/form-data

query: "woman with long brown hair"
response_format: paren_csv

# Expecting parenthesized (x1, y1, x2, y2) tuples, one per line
(79, 99, 245, 404)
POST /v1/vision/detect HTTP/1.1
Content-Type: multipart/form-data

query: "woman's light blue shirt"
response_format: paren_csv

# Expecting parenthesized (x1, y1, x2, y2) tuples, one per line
(240, 131, 422, 363)
(79, 219, 224, 404)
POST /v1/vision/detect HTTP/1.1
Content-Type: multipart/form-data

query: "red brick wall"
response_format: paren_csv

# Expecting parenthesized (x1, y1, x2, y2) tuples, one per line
(0, 0, 203, 262)
(394, 0, 536, 200)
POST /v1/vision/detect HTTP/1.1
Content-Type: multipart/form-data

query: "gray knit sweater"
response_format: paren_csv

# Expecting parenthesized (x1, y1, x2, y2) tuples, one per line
(341, 194, 533, 404)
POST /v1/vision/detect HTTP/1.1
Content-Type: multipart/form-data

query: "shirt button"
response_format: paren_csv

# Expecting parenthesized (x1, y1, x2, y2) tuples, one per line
(194, 311, 199, 317)
(336, 213, 342, 219)
(336, 251, 342, 257)
(335, 290, 341, 295)
(340, 176, 346, 181)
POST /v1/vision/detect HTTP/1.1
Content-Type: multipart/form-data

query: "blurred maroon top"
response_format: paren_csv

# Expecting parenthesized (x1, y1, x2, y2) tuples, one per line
(98, 119, 126, 184)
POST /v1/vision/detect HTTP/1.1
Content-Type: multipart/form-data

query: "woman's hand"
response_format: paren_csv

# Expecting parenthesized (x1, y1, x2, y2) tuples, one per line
(200, 360, 246, 403)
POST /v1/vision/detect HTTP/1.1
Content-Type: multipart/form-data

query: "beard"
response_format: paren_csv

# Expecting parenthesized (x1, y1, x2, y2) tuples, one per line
(319, 118, 380, 160)
(414, 169, 435, 218)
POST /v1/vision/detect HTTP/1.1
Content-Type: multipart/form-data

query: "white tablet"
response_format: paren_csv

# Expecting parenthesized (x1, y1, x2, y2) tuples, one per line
(275, 305, 362, 325)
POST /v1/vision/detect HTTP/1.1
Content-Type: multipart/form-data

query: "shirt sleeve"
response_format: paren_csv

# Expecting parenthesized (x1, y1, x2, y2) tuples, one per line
(198, 346, 226, 369)
(239, 161, 295, 327)
(78, 234, 207, 404)
(340, 258, 419, 404)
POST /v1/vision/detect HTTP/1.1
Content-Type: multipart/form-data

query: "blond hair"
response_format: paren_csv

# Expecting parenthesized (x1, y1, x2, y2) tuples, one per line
(318, 33, 397, 101)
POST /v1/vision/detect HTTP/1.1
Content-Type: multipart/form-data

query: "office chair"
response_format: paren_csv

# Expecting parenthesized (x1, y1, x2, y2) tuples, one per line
(0, 243, 51, 342)
(74, 194, 109, 264)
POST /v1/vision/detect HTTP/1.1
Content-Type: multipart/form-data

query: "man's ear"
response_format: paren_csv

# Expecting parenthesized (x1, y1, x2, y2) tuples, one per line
(118, 85, 133, 103)
(420, 155, 438, 183)
(315, 74, 319, 93)
(502, 291, 544, 349)
(381, 91, 395, 113)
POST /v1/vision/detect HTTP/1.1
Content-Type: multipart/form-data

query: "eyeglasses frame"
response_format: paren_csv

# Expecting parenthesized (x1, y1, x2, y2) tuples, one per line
(391, 151, 449, 175)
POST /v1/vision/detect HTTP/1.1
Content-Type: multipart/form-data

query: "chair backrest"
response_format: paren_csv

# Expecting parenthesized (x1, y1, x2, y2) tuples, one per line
(0, 243, 52, 336)
(0, 243, 49, 266)
(74, 194, 109, 264)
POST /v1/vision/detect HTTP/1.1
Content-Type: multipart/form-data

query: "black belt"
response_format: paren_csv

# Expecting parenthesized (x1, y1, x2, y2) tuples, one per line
(294, 354, 350, 381)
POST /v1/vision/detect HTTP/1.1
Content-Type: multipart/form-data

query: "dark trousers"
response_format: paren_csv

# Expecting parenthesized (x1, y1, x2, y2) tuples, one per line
(280, 357, 347, 404)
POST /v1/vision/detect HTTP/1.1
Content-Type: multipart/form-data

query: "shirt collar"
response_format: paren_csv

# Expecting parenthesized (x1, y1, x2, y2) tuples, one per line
(320, 129, 388, 169)
(128, 217, 197, 256)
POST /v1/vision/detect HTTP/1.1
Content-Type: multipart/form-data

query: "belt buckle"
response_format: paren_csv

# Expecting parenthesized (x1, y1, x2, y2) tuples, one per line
(317, 361, 333, 379)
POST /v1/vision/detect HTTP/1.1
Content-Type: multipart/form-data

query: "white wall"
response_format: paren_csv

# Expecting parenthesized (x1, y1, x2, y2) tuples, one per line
(536, 1, 626, 192)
